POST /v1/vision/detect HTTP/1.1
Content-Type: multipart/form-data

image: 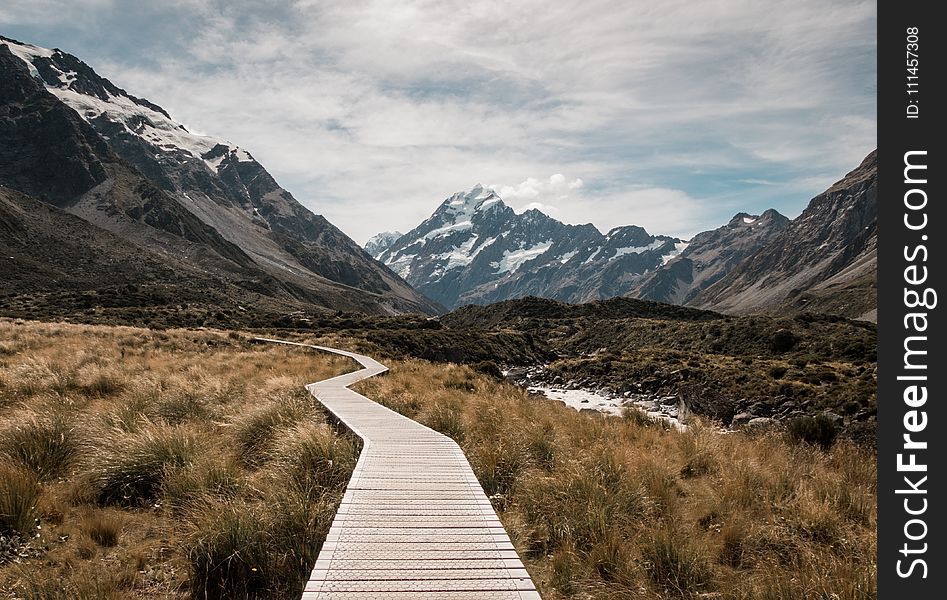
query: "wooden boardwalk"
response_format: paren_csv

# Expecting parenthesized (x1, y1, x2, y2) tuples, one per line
(257, 339, 540, 600)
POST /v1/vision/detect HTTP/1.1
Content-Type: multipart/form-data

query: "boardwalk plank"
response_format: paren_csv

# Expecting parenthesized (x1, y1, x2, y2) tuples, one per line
(256, 339, 540, 599)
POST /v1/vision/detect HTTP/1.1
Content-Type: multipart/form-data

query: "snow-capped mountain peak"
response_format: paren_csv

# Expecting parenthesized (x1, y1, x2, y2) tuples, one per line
(364, 231, 404, 257)
(440, 184, 505, 216)
(2, 36, 249, 172)
(372, 186, 684, 308)
(0, 35, 442, 315)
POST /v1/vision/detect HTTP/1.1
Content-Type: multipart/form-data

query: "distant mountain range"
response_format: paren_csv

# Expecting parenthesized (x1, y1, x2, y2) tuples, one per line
(0, 36, 440, 317)
(369, 153, 877, 321)
(691, 151, 877, 321)
(633, 210, 790, 305)
(373, 184, 688, 308)
(1, 34, 875, 323)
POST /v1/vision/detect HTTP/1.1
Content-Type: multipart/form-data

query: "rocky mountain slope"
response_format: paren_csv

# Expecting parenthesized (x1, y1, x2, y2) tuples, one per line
(631, 209, 790, 305)
(0, 36, 440, 316)
(372, 152, 876, 321)
(691, 151, 877, 321)
(372, 185, 685, 308)
(364, 231, 403, 257)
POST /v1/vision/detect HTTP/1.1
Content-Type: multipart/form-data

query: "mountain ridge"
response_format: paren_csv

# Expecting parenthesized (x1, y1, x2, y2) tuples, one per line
(630, 208, 790, 305)
(0, 36, 441, 316)
(691, 151, 877, 320)
(372, 185, 685, 308)
(370, 151, 876, 320)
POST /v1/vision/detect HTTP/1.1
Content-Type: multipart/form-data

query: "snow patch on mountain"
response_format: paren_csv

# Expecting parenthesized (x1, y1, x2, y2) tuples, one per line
(424, 220, 473, 240)
(4, 38, 253, 173)
(491, 240, 553, 274)
(203, 152, 228, 171)
(660, 241, 690, 265)
(440, 236, 482, 270)
(584, 247, 603, 264)
(4, 39, 52, 79)
(386, 253, 415, 279)
(612, 240, 667, 259)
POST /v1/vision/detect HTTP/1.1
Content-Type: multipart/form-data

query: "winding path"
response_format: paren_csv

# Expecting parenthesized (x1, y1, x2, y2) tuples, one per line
(256, 339, 540, 599)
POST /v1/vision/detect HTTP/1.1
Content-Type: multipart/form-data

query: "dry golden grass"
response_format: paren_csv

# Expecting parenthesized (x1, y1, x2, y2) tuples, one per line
(1, 318, 876, 599)
(0, 319, 356, 599)
(355, 359, 877, 600)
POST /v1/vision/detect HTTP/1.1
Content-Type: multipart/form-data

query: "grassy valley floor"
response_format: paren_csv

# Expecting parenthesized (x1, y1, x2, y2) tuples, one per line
(0, 319, 876, 599)
(0, 320, 357, 599)
(355, 360, 877, 599)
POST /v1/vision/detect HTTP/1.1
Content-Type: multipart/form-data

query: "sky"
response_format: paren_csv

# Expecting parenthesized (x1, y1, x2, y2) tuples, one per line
(1, 0, 876, 244)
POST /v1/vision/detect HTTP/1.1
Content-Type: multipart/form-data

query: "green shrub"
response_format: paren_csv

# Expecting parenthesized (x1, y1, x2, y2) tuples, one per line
(787, 415, 839, 450)
(770, 329, 800, 353)
(471, 360, 504, 379)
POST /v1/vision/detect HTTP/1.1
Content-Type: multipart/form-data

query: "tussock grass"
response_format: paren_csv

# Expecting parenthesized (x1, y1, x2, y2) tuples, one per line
(0, 413, 81, 481)
(162, 457, 242, 512)
(233, 391, 315, 465)
(10, 565, 135, 600)
(185, 499, 271, 599)
(92, 423, 201, 506)
(358, 358, 877, 599)
(268, 422, 359, 492)
(184, 485, 341, 599)
(81, 509, 123, 547)
(0, 319, 355, 597)
(0, 460, 41, 536)
(642, 529, 713, 595)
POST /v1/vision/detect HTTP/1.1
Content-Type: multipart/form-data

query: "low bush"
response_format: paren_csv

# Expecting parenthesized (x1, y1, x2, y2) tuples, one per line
(787, 415, 839, 450)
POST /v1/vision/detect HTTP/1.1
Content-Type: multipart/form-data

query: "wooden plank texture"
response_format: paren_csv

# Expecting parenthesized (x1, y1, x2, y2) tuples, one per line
(255, 339, 541, 600)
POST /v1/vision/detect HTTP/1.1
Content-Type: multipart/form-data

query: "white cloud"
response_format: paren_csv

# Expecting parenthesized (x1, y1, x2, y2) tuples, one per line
(491, 174, 584, 209)
(2, 0, 875, 244)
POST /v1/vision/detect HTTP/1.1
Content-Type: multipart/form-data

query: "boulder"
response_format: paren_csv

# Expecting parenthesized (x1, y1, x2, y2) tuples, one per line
(731, 412, 755, 426)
